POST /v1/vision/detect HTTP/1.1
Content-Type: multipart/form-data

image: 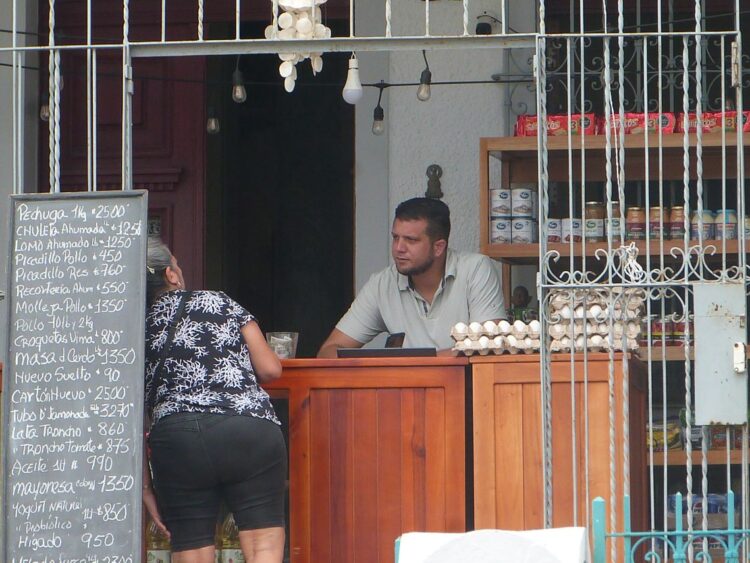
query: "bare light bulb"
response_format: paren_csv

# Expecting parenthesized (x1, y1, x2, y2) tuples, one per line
(206, 107, 220, 134)
(372, 104, 385, 135)
(232, 69, 247, 103)
(342, 56, 363, 105)
(417, 68, 432, 101)
(39, 99, 50, 122)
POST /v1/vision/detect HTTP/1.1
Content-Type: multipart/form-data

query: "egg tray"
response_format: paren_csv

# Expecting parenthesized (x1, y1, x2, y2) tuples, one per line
(549, 337, 640, 353)
(451, 320, 541, 342)
(548, 320, 641, 339)
(453, 337, 541, 356)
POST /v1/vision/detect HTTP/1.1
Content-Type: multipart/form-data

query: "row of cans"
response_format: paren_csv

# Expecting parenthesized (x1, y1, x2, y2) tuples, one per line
(490, 218, 539, 244)
(490, 218, 617, 244)
(490, 186, 538, 220)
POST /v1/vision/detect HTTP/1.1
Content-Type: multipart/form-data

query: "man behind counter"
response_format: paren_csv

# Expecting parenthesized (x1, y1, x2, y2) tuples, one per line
(317, 197, 506, 357)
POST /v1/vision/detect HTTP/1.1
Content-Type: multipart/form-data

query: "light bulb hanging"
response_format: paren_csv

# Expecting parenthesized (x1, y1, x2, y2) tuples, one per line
(342, 54, 363, 105)
(417, 50, 432, 102)
(371, 81, 386, 136)
(39, 92, 50, 122)
(232, 56, 247, 103)
(206, 106, 220, 135)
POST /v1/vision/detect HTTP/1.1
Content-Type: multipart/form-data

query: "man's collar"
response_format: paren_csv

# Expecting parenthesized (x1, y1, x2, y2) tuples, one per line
(397, 248, 455, 291)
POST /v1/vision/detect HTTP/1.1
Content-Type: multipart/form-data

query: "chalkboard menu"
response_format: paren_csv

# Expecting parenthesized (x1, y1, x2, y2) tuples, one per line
(3, 191, 148, 563)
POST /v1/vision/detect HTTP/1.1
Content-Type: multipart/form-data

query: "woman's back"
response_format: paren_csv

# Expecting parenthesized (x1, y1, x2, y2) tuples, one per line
(145, 289, 279, 426)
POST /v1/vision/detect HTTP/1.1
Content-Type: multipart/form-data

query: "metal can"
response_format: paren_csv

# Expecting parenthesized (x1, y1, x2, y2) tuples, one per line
(490, 188, 512, 218)
(605, 201, 624, 240)
(490, 218, 512, 244)
(669, 206, 686, 240)
(715, 209, 738, 240)
(649, 206, 669, 239)
(690, 210, 715, 240)
(546, 219, 562, 243)
(561, 218, 582, 243)
(511, 184, 536, 218)
(626, 207, 646, 240)
(584, 202, 605, 242)
(511, 218, 536, 243)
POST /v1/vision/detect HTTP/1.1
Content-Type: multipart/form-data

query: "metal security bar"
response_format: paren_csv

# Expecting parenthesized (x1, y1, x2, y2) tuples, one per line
(536, 1, 748, 562)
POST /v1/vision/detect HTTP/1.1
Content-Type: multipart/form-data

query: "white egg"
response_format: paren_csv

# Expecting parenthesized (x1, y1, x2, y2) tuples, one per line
(463, 337, 473, 348)
(591, 334, 603, 347)
(506, 334, 518, 347)
(498, 320, 511, 335)
(278, 27, 297, 40)
(284, 76, 296, 92)
(513, 320, 527, 335)
(265, 25, 276, 39)
(574, 305, 585, 319)
(493, 335, 504, 348)
(528, 319, 541, 337)
(478, 336, 491, 348)
(548, 323, 565, 339)
(575, 335, 585, 349)
(453, 322, 468, 333)
(314, 23, 328, 38)
(469, 321, 483, 335)
(589, 304, 603, 319)
(483, 320, 498, 335)
(560, 306, 573, 320)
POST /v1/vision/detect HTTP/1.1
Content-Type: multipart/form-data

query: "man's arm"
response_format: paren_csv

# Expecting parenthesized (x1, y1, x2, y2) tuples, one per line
(317, 328, 366, 358)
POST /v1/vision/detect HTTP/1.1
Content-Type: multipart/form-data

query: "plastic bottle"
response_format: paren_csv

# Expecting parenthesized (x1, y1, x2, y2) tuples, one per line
(146, 518, 171, 563)
(220, 513, 245, 563)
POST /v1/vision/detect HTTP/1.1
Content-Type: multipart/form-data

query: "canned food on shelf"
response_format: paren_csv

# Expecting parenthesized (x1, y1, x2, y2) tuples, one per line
(690, 210, 715, 240)
(561, 218, 582, 243)
(584, 202, 605, 242)
(626, 207, 646, 240)
(490, 218, 512, 244)
(511, 218, 537, 243)
(547, 219, 562, 243)
(715, 209, 738, 240)
(490, 188, 512, 218)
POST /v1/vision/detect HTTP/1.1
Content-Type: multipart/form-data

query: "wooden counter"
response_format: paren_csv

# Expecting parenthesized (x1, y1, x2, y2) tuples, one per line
(265, 357, 469, 563)
(470, 353, 647, 535)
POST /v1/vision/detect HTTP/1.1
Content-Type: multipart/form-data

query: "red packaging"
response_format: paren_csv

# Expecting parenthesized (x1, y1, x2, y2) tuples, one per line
(700, 110, 750, 133)
(601, 113, 642, 135)
(675, 112, 709, 133)
(644, 112, 676, 133)
(515, 114, 597, 137)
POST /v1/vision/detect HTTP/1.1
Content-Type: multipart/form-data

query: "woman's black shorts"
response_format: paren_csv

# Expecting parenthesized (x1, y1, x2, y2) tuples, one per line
(148, 412, 287, 552)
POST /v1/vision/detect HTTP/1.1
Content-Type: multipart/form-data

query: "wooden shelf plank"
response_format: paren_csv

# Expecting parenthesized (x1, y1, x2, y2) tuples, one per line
(483, 131, 750, 154)
(483, 239, 742, 262)
(651, 450, 744, 466)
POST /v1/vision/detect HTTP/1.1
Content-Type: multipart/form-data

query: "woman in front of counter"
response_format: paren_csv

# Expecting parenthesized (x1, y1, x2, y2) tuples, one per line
(142, 236, 286, 563)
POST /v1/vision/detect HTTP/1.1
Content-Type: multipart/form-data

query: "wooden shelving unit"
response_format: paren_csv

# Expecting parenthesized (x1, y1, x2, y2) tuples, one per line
(479, 131, 750, 298)
(652, 449, 744, 466)
(484, 238, 742, 263)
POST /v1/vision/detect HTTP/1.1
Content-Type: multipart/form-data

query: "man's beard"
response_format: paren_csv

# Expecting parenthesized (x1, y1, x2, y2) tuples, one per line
(395, 254, 434, 277)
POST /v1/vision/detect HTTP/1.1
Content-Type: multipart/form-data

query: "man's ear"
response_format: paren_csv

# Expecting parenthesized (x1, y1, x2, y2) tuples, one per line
(433, 238, 448, 257)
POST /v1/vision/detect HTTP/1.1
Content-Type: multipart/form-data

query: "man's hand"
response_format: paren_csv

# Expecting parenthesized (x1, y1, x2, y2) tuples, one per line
(317, 328, 365, 358)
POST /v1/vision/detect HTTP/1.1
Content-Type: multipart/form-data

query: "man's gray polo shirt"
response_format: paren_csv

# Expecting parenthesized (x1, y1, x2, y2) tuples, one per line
(336, 249, 505, 350)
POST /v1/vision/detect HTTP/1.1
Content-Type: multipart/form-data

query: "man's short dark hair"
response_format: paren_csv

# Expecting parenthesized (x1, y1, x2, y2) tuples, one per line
(394, 197, 451, 242)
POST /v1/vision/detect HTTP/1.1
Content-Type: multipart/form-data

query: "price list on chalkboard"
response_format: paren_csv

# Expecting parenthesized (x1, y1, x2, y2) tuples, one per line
(3, 191, 147, 563)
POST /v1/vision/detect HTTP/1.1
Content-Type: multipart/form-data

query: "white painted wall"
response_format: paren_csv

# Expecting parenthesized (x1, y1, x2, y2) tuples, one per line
(354, 0, 539, 306)
(0, 1, 39, 366)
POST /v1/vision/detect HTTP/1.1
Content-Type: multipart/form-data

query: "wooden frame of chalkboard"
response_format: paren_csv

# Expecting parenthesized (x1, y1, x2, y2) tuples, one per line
(3, 190, 148, 563)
